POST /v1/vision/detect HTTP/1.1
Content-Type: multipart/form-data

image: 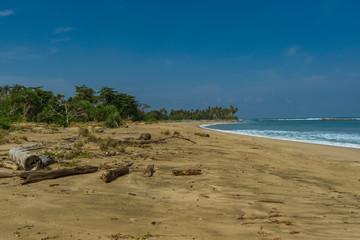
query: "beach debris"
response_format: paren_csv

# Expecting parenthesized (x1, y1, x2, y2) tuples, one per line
(19, 165, 98, 185)
(258, 200, 284, 204)
(0, 172, 18, 179)
(138, 133, 151, 140)
(194, 132, 210, 137)
(172, 169, 202, 176)
(8, 143, 44, 170)
(101, 165, 129, 183)
(137, 135, 196, 144)
(143, 164, 155, 177)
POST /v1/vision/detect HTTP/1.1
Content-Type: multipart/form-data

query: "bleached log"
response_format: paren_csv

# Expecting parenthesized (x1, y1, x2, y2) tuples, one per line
(8, 145, 43, 170)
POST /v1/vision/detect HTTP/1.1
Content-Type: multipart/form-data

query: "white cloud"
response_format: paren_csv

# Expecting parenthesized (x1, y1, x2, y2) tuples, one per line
(0, 46, 58, 60)
(51, 37, 70, 43)
(53, 27, 73, 34)
(0, 9, 13, 17)
(285, 45, 299, 56)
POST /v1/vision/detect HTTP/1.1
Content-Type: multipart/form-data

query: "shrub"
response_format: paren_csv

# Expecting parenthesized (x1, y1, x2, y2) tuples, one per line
(146, 118, 158, 123)
(105, 112, 123, 128)
(99, 137, 118, 151)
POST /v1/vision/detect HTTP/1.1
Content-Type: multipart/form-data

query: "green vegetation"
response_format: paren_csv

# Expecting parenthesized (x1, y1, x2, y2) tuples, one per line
(42, 149, 96, 160)
(0, 84, 238, 129)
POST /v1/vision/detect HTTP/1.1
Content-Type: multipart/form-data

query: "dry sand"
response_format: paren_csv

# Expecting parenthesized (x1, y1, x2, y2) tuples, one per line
(0, 121, 359, 240)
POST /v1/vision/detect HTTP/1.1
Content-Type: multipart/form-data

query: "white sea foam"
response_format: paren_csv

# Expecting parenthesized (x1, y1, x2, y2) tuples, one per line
(200, 123, 360, 149)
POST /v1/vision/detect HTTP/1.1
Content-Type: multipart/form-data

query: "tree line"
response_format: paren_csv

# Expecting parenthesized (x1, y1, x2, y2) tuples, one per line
(0, 84, 238, 129)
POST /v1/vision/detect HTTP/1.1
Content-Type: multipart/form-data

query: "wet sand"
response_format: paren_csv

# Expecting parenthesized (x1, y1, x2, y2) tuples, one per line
(0, 121, 359, 240)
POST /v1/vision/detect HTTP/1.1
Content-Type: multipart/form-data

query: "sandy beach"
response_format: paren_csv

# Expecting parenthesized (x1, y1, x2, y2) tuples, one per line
(0, 121, 359, 240)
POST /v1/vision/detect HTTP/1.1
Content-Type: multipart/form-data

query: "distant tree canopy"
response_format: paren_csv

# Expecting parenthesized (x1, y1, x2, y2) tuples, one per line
(0, 84, 238, 129)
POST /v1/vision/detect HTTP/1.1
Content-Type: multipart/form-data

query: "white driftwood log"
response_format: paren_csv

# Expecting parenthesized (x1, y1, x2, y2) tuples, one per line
(8, 144, 43, 170)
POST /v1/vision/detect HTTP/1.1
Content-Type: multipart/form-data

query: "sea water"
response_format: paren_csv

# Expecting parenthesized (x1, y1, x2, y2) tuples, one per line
(201, 118, 360, 149)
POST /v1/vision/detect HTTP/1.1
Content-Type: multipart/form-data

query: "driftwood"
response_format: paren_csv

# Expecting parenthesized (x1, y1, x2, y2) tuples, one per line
(101, 166, 129, 183)
(0, 172, 18, 179)
(172, 169, 202, 176)
(138, 133, 151, 140)
(138, 135, 196, 144)
(194, 132, 210, 137)
(143, 164, 154, 177)
(8, 144, 43, 170)
(19, 165, 98, 185)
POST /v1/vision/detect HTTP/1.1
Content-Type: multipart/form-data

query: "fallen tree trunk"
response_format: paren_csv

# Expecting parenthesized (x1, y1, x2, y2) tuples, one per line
(8, 144, 44, 170)
(140, 135, 196, 144)
(0, 172, 18, 179)
(101, 166, 129, 183)
(119, 135, 196, 145)
(172, 169, 202, 176)
(19, 165, 98, 185)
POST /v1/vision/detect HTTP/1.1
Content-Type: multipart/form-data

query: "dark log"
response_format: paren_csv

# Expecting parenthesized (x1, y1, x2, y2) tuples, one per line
(19, 165, 98, 185)
(101, 166, 129, 183)
(0, 172, 18, 179)
(194, 132, 210, 137)
(138, 133, 151, 140)
(172, 169, 202, 176)
(138, 135, 196, 144)
(143, 164, 154, 177)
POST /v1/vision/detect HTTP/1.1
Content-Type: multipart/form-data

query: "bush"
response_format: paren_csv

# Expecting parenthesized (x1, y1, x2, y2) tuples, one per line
(99, 137, 118, 151)
(105, 112, 123, 128)
(95, 104, 118, 121)
(0, 120, 11, 130)
(145, 118, 158, 123)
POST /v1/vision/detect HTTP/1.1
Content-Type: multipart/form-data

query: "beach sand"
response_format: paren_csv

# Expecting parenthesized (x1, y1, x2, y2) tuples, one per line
(0, 121, 359, 240)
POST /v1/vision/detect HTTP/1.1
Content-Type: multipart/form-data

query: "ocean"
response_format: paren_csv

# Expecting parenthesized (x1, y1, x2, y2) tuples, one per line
(201, 118, 360, 149)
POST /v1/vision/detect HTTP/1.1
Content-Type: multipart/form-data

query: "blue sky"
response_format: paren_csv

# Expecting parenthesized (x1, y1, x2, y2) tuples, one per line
(0, 0, 359, 118)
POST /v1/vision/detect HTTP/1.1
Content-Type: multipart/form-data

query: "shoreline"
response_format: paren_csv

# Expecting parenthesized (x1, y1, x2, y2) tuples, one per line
(0, 121, 359, 239)
(200, 121, 360, 150)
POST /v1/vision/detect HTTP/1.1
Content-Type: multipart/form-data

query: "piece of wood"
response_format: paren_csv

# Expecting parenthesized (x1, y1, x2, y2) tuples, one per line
(0, 172, 18, 179)
(138, 135, 196, 144)
(101, 166, 129, 183)
(138, 133, 151, 140)
(8, 144, 44, 170)
(143, 164, 154, 177)
(172, 169, 202, 176)
(19, 165, 98, 185)
(194, 132, 210, 137)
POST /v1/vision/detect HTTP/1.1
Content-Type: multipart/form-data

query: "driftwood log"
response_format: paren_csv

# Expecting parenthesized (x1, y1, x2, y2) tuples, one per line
(8, 144, 43, 170)
(172, 169, 202, 176)
(143, 164, 154, 177)
(138, 133, 151, 140)
(19, 165, 98, 185)
(0, 172, 18, 179)
(137, 135, 196, 144)
(101, 166, 129, 183)
(194, 132, 210, 137)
